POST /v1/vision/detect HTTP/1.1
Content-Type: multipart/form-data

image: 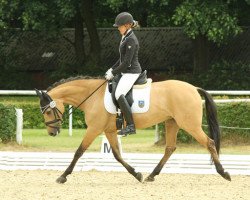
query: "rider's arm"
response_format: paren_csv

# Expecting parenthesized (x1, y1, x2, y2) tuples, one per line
(111, 59, 120, 70)
(112, 38, 136, 75)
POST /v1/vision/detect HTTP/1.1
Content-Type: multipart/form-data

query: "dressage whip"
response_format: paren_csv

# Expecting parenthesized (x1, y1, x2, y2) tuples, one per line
(68, 80, 107, 116)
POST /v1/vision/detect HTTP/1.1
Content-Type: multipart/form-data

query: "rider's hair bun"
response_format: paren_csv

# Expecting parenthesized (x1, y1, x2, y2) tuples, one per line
(132, 20, 140, 28)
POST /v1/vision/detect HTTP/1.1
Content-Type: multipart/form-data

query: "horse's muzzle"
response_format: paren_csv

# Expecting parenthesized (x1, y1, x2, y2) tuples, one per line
(49, 129, 60, 137)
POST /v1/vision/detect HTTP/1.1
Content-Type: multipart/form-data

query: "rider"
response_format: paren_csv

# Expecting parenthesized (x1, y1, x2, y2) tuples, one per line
(105, 12, 142, 136)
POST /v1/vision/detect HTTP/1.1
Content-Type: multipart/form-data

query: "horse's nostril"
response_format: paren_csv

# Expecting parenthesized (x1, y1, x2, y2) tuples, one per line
(49, 132, 54, 136)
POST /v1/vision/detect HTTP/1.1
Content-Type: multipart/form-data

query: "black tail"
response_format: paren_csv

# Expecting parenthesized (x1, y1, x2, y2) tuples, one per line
(197, 88, 221, 155)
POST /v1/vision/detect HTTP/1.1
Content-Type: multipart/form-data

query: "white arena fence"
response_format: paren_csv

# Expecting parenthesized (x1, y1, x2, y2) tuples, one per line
(0, 134, 249, 175)
(0, 151, 249, 175)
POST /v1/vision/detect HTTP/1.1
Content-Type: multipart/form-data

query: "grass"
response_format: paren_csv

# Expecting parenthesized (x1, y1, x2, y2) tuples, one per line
(0, 129, 249, 154)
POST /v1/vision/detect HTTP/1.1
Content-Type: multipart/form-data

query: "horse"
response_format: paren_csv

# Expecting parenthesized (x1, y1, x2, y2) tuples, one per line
(35, 76, 231, 184)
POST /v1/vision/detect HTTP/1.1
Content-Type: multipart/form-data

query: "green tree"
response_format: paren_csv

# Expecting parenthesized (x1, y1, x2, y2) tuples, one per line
(0, 0, 101, 70)
(104, 0, 177, 27)
(172, 0, 244, 74)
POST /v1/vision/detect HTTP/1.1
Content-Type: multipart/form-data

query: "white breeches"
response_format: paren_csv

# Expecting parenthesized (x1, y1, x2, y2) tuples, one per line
(115, 73, 140, 100)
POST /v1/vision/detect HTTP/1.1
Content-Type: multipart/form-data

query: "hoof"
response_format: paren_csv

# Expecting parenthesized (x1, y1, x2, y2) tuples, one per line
(222, 172, 231, 181)
(136, 172, 143, 182)
(56, 176, 67, 184)
(144, 176, 155, 182)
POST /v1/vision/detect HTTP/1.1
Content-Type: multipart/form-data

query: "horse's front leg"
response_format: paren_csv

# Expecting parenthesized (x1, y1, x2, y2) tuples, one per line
(56, 127, 101, 184)
(105, 131, 143, 182)
(56, 144, 85, 184)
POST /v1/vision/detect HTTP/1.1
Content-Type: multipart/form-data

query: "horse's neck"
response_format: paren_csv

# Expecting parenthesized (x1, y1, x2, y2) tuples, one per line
(48, 79, 105, 109)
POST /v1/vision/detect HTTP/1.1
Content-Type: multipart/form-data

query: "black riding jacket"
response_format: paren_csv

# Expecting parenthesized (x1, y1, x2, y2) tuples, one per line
(112, 30, 142, 75)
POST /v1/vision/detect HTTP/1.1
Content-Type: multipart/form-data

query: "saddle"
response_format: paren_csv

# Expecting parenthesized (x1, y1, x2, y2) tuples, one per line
(108, 70, 148, 108)
(108, 70, 148, 130)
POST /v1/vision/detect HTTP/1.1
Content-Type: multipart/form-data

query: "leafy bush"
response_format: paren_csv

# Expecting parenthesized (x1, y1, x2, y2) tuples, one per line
(0, 102, 86, 129)
(158, 102, 250, 143)
(217, 103, 250, 139)
(0, 103, 16, 143)
(1, 98, 249, 144)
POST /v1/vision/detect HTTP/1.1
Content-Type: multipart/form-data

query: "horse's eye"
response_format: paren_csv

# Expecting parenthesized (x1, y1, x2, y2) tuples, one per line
(46, 110, 52, 115)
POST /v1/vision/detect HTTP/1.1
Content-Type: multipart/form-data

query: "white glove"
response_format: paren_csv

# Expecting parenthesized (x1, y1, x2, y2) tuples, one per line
(105, 68, 114, 80)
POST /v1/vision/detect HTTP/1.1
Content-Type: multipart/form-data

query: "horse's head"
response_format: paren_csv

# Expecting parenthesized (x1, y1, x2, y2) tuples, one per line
(35, 89, 65, 136)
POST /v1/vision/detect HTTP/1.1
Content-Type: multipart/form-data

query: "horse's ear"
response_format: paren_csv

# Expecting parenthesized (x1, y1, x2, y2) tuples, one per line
(41, 91, 48, 98)
(41, 91, 52, 101)
(35, 88, 43, 99)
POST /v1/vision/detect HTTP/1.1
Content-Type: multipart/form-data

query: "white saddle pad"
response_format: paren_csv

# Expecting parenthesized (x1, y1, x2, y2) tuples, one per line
(104, 79, 152, 114)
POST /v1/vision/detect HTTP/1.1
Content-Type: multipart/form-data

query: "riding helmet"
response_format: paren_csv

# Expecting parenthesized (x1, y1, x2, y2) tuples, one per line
(113, 12, 134, 27)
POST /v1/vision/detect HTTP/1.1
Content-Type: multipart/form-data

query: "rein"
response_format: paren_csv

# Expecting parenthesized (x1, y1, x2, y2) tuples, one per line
(41, 80, 107, 128)
(68, 80, 107, 115)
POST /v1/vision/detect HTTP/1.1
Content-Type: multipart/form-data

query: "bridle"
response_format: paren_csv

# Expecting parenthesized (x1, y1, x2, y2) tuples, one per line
(39, 80, 107, 130)
(40, 100, 63, 129)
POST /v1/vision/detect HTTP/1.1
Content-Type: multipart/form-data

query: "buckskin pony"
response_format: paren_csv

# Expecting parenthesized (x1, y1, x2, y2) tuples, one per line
(35, 76, 231, 184)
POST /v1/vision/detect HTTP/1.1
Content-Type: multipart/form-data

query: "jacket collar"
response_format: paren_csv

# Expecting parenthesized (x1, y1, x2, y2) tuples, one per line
(121, 29, 133, 42)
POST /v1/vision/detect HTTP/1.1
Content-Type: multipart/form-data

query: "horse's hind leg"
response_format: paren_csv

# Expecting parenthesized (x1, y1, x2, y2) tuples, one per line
(207, 138, 231, 181)
(145, 119, 178, 182)
(56, 127, 101, 184)
(105, 131, 143, 182)
(185, 127, 231, 181)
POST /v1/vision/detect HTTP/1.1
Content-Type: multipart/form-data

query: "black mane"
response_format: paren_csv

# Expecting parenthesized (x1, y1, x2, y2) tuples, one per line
(47, 76, 103, 91)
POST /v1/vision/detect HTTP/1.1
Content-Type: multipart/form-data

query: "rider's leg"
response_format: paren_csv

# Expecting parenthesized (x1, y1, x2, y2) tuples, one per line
(115, 73, 140, 136)
(117, 95, 136, 135)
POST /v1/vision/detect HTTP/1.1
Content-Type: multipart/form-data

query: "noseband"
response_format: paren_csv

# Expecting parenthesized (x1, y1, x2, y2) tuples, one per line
(40, 100, 63, 129)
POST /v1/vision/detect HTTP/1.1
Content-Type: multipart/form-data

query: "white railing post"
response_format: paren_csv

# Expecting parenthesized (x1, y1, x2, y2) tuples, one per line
(15, 109, 23, 145)
(155, 124, 160, 143)
(69, 105, 72, 136)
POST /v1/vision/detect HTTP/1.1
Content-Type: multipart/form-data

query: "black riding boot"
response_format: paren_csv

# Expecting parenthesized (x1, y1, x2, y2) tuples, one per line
(117, 95, 136, 136)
